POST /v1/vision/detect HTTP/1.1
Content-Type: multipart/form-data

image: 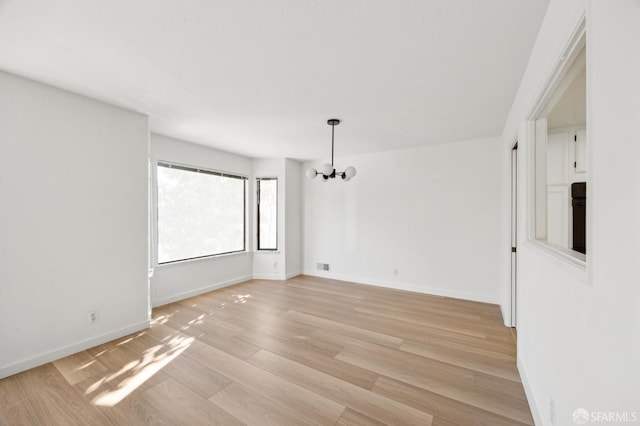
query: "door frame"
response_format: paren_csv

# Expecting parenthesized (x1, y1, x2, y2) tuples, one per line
(510, 141, 518, 328)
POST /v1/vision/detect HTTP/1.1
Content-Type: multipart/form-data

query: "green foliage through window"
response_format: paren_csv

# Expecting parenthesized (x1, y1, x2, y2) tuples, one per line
(157, 162, 246, 263)
(257, 178, 277, 250)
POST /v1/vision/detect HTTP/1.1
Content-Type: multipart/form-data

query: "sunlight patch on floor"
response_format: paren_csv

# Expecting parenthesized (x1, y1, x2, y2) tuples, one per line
(232, 293, 251, 304)
(87, 335, 193, 407)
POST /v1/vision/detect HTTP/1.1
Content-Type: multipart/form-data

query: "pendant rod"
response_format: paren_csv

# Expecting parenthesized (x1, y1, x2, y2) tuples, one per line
(331, 123, 335, 167)
(327, 118, 339, 168)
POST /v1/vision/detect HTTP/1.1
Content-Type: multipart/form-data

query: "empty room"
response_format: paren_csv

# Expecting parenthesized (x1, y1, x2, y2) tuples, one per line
(1, 1, 638, 425)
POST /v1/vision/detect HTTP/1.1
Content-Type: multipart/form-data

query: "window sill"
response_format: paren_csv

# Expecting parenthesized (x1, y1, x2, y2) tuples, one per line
(526, 239, 586, 270)
(155, 250, 250, 269)
(254, 250, 280, 254)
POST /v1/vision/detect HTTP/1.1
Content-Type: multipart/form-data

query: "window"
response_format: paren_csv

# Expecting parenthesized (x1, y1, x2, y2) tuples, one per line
(257, 178, 277, 250)
(157, 162, 246, 264)
(531, 38, 586, 259)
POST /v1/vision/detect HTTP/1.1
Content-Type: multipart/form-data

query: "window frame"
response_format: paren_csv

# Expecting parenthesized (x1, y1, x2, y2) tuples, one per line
(524, 16, 587, 269)
(256, 177, 278, 251)
(156, 161, 247, 265)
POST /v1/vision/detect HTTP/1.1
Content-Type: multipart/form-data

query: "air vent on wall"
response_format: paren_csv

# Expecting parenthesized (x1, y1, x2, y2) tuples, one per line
(316, 263, 330, 271)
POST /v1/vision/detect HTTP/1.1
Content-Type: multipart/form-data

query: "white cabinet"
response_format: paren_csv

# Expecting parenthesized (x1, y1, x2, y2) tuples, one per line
(547, 186, 570, 248)
(546, 128, 586, 248)
(547, 132, 569, 185)
(574, 129, 587, 175)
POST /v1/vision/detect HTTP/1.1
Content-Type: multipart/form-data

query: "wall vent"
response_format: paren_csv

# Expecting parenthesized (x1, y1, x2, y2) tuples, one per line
(316, 262, 330, 271)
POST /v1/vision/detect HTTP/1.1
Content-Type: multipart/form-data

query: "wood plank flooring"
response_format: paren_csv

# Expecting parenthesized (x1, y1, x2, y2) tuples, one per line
(0, 275, 533, 425)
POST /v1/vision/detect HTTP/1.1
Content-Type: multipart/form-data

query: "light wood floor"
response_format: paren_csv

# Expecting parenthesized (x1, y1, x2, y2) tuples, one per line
(0, 275, 533, 425)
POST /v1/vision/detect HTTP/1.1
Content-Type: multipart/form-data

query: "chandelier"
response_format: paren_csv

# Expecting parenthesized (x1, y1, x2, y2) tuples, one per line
(306, 119, 357, 182)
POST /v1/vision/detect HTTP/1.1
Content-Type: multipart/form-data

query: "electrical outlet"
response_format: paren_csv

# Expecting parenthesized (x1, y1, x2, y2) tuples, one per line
(550, 398, 556, 425)
(88, 310, 98, 324)
(273, 261, 278, 268)
(393, 268, 398, 276)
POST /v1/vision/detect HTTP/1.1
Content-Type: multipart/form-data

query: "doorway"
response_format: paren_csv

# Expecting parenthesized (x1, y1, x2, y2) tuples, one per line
(510, 142, 518, 329)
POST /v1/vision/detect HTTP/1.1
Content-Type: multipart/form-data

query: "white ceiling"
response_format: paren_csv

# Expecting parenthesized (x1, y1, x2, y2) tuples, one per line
(0, 0, 548, 160)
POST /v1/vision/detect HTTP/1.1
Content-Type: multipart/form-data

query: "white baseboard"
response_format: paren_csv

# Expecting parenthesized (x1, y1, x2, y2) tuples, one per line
(252, 273, 287, 280)
(302, 270, 499, 305)
(500, 298, 512, 327)
(253, 271, 302, 280)
(518, 356, 543, 426)
(0, 320, 150, 379)
(152, 274, 252, 307)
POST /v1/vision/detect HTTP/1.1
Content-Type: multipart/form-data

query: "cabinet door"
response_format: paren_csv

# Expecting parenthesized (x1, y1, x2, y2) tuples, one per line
(547, 186, 569, 248)
(547, 132, 569, 185)
(575, 129, 587, 173)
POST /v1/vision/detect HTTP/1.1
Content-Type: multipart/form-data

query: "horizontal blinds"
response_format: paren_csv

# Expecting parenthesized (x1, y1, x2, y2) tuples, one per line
(158, 161, 247, 180)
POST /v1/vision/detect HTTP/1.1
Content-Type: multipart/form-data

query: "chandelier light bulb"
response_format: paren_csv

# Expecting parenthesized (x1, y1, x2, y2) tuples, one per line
(344, 166, 357, 178)
(320, 163, 333, 176)
(306, 167, 317, 179)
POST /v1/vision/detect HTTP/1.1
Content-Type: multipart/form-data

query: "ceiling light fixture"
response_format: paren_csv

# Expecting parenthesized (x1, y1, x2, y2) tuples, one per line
(306, 119, 357, 182)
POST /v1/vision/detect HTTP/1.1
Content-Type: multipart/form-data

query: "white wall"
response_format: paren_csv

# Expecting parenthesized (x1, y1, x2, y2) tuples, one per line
(502, 1, 640, 424)
(0, 71, 149, 378)
(303, 138, 505, 304)
(150, 134, 253, 306)
(252, 157, 303, 280)
(252, 158, 287, 279)
(285, 159, 302, 278)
